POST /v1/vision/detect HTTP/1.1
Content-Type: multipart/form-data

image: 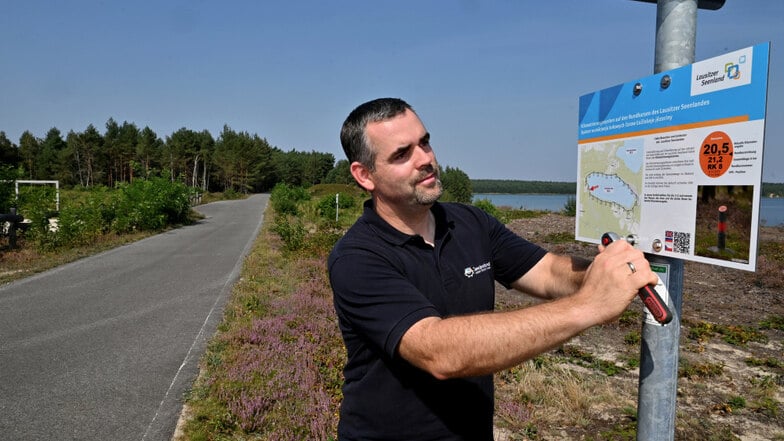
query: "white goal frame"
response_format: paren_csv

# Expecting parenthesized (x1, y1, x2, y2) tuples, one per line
(15, 180, 60, 211)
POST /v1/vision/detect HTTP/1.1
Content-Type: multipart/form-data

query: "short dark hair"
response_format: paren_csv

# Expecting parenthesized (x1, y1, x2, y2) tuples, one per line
(340, 98, 413, 171)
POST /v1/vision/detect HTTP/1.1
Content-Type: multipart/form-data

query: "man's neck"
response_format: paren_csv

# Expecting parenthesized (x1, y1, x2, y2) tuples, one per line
(373, 198, 436, 244)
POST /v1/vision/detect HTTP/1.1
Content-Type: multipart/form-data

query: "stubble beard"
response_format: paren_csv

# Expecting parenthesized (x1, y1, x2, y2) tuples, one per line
(413, 166, 443, 205)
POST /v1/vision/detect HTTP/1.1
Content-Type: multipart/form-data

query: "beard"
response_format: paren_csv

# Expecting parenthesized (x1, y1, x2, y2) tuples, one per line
(413, 165, 443, 205)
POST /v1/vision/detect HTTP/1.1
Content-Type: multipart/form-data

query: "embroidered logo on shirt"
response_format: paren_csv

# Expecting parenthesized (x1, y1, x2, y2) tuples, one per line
(464, 262, 491, 278)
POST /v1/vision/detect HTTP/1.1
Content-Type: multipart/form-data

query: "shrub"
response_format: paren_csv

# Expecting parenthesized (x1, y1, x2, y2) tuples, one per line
(270, 183, 310, 216)
(0, 165, 18, 213)
(186, 251, 342, 440)
(562, 196, 576, 216)
(473, 198, 505, 222)
(271, 215, 306, 252)
(316, 192, 356, 221)
(111, 177, 192, 233)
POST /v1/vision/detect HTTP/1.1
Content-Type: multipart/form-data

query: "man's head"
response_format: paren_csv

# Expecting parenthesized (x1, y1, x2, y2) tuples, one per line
(340, 98, 443, 208)
(340, 98, 413, 171)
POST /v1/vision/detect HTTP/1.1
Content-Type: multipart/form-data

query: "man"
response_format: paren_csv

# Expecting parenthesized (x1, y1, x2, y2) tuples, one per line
(328, 98, 657, 440)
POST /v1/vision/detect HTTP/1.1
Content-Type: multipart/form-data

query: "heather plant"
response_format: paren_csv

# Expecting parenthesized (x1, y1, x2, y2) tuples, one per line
(270, 214, 306, 252)
(185, 223, 343, 440)
(183, 185, 370, 439)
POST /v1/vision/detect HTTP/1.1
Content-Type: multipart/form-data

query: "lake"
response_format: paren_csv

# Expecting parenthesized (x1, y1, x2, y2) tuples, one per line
(472, 193, 784, 227)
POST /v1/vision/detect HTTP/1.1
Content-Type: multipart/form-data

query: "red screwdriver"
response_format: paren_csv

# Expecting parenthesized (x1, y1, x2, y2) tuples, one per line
(601, 232, 673, 325)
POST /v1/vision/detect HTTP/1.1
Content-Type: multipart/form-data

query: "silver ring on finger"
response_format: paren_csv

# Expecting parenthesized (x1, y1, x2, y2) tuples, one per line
(627, 261, 636, 274)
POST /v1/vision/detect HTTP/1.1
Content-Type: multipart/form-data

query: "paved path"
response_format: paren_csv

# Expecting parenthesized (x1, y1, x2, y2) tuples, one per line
(0, 194, 269, 441)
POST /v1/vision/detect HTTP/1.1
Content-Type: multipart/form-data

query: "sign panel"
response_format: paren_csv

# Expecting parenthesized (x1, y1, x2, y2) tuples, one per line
(576, 43, 769, 271)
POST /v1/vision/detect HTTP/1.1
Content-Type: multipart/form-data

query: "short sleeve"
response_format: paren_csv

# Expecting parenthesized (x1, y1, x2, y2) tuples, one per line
(484, 211, 548, 287)
(329, 248, 440, 359)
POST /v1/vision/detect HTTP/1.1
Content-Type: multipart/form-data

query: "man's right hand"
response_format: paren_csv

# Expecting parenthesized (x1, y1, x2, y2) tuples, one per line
(575, 239, 659, 325)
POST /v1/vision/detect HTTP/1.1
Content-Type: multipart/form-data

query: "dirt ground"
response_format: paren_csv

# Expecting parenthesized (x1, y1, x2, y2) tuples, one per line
(494, 213, 784, 440)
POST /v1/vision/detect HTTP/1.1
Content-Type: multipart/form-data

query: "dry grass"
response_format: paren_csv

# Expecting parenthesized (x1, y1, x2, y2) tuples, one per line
(493, 216, 784, 441)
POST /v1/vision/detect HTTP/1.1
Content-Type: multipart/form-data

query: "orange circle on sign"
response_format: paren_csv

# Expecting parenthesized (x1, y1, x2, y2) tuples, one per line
(699, 131, 733, 178)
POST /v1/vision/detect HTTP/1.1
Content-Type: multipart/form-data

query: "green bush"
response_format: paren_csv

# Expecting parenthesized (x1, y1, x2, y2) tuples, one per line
(270, 183, 310, 216)
(473, 198, 506, 223)
(562, 196, 576, 216)
(316, 192, 356, 220)
(0, 165, 18, 213)
(271, 214, 306, 252)
(111, 177, 192, 233)
(16, 186, 60, 249)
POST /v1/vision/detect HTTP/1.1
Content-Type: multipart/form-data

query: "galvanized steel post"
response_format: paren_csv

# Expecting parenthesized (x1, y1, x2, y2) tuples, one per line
(637, 1, 696, 440)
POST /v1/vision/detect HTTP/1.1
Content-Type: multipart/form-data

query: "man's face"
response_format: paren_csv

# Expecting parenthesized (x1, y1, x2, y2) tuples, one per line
(363, 109, 443, 208)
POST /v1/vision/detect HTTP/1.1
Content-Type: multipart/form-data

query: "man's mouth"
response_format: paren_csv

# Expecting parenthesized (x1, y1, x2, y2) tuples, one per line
(418, 173, 437, 185)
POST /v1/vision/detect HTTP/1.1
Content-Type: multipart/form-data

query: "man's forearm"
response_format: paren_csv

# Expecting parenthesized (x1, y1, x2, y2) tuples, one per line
(512, 253, 591, 300)
(400, 241, 653, 380)
(398, 294, 593, 380)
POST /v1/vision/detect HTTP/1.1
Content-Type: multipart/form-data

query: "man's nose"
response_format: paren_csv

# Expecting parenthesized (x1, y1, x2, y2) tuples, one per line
(414, 144, 434, 168)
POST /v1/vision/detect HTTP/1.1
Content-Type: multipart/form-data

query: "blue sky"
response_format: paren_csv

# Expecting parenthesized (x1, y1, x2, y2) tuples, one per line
(2, 1, 782, 182)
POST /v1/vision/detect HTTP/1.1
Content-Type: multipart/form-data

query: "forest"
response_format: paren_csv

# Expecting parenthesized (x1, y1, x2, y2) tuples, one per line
(472, 179, 577, 194)
(2, 120, 781, 199)
(0, 120, 342, 194)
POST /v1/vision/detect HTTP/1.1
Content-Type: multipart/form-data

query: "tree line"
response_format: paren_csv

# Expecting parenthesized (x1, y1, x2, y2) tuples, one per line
(0, 120, 338, 193)
(473, 180, 784, 197)
(0, 119, 481, 207)
(471, 179, 577, 194)
(762, 182, 784, 197)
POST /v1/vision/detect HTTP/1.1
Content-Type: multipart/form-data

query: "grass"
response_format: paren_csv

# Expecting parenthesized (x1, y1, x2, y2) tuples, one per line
(685, 319, 768, 346)
(177, 185, 367, 440)
(178, 191, 784, 440)
(5, 187, 782, 440)
(181, 225, 344, 439)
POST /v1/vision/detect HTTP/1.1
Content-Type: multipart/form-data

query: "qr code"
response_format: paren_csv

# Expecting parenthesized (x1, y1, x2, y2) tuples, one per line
(665, 231, 690, 254)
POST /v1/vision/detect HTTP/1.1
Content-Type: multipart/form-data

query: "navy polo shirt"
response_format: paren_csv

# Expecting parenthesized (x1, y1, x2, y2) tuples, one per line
(328, 200, 547, 441)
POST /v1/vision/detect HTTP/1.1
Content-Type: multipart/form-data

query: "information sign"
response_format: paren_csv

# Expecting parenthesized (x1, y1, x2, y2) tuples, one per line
(576, 43, 769, 271)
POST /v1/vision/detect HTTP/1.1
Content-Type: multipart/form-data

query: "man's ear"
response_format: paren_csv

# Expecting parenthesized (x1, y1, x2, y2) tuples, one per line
(350, 161, 375, 192)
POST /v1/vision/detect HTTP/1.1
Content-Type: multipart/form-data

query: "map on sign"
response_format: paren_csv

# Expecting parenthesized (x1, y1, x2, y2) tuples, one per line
(576, 43, 769, 271)
(579, 139, 643, 238)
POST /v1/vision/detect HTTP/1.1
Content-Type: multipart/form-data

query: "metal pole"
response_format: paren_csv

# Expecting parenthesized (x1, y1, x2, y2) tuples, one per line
(637, 1, 695, 439)
(653, 0, 697, 73)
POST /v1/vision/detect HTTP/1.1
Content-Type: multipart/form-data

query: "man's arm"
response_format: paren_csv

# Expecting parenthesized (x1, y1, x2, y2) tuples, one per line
(510, 252, 591, 300)
(397, 239, 657, 380)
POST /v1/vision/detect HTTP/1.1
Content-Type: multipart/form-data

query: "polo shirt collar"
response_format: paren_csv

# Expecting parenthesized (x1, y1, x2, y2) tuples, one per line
(361, 199, 452, 246)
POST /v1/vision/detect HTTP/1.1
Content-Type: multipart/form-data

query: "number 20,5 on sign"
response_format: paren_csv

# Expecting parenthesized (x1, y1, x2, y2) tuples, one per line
(700, 131, 734, 178)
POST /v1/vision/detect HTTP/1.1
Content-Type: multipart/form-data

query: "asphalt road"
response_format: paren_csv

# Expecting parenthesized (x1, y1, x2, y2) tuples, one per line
(0, 194, 269, 441)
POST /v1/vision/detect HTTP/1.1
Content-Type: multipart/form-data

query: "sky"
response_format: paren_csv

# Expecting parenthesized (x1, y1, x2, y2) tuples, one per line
(1, 0, 782, 182)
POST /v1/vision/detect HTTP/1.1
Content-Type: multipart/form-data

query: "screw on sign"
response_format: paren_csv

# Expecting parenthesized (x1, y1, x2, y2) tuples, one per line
(700, 131, 733, 178)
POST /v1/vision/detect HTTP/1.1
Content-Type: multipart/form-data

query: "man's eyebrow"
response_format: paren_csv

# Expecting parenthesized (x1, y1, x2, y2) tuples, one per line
(389, 144, 411, 159)
(387, 132, 431, 160)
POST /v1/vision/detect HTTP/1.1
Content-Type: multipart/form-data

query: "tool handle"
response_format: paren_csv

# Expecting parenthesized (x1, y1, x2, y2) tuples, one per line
(600, 232, 673, 325)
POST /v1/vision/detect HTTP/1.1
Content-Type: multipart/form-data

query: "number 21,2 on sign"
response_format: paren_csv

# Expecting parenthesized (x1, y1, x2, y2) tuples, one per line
(700, 131, 734, 178)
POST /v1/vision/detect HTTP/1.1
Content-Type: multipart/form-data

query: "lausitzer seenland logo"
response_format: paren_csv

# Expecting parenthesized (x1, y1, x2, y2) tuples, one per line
(691, 47, 751, 96)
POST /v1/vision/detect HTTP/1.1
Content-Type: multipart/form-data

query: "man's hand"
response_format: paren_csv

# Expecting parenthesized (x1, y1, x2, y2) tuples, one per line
(576, 239, 659, 325)
(397, 240, 658, 380)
